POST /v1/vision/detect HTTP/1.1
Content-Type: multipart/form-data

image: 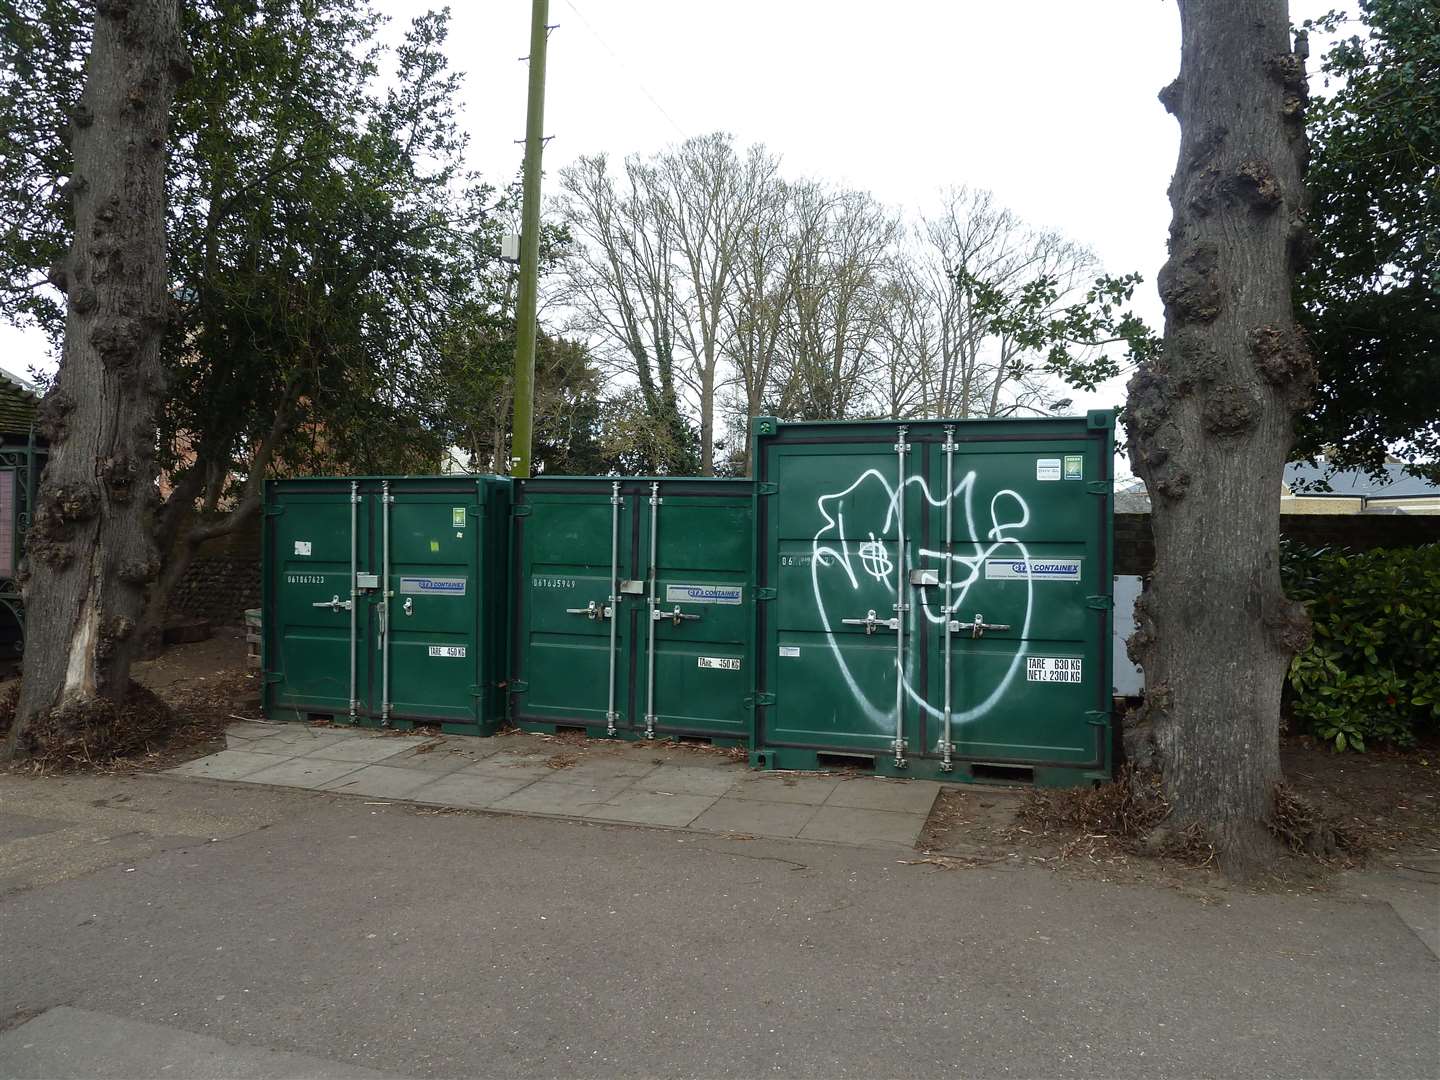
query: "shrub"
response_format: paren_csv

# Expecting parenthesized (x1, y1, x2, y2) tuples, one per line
(1282, 542, 1440, 751)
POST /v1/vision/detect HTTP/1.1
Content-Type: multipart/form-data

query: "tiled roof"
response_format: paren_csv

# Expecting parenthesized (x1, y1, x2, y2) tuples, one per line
(0, 368, 39, 437)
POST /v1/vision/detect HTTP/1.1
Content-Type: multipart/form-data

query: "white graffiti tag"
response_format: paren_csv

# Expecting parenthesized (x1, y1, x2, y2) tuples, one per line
(809, 471, 1035, 744)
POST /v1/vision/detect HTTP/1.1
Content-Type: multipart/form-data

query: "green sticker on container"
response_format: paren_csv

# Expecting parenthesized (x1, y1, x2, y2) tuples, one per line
(429, 539, 440, 552)
(451, 507, 466, 528)
(1063, 454, 1084, 480)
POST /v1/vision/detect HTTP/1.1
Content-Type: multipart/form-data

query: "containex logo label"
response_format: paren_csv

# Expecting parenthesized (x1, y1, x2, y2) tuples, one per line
(983, 559, 1082, 582)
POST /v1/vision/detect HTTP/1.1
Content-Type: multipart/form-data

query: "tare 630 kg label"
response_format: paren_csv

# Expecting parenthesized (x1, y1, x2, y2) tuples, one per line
(1026, 656, 1082, 683)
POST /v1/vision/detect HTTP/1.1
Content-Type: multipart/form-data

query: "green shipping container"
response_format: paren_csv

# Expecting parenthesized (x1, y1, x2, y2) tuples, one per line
(262, 475, 511, 734)
(510, 477, 754, 743)
(750, 413, 1115, 786)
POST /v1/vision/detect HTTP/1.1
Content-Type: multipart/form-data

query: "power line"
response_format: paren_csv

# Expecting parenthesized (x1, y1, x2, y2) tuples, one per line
(560, 0, 689, 140)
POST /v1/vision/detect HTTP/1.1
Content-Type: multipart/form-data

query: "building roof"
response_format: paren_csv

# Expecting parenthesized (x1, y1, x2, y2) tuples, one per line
(0, 368, 39, 437)
(1284, 461, 1440, 500)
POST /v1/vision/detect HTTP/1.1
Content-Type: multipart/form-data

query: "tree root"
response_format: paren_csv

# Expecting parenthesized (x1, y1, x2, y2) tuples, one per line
(0, 683, 177, 772)
(1270, 783, 1364, 860)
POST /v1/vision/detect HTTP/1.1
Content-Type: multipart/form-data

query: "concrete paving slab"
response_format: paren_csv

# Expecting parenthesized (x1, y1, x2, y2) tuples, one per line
(489, 781, 616, 818)
(0, 1006, 397, 1079)
(300, 737, 428, 764)
(825, 777, 941, 815)
(234, 757, 365, 791)
(169, 750, 286, 782)
(228, 732, 300, 754)
(799, 804, 925, 847)
(585, 789, 717, 828)
(524, 773, 636, 799)
(636, 763, 743, 796)
(379, 743, 487, 775)
(464, 754, 560, 781)
(554, 755, 660, 782)
(690, 796, 819, 838)
(409, 772, 533, 810)
(731, 773, 841, 805)
(318, 765, 437, 800)
(224, 721, 286, 742)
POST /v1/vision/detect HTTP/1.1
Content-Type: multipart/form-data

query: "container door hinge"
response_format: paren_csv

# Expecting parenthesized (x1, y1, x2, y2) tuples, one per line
(263, 673, 282, 685)
(757, 482, 779, 496)
(509, 679, 529, 693)
(264, 505, 285, 517)
(1087, 481, 1111, 496)
(1086, 595, 1113, 610)
(756, 587, 777, 601)
(1085, 710, 1109, 726)
(511, 504, 532, 517)
(745, 692, 776, 708)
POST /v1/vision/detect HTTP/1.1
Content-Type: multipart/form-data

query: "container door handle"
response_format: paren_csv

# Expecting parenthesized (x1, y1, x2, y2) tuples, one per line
(565, 600, 612, 621)
(654, 604, 700, 627)
(312, 595, 352, 612)
(947, 612, 1011, 638)
(841, 609, 899, 635)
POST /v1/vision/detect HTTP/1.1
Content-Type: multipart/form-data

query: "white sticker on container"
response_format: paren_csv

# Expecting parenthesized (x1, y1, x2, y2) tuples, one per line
(293, 540, 312, 556)
(1036, 458, 1062, 481)
(399, 575, 466, 596)
(1026, 656, 1082, 683)
(428, 645, 467, 658)
(985, 558, 1082, 582)
(666, 584, 743, 605)
(778, 646, 800, 658)
(698, 656, 741, 671)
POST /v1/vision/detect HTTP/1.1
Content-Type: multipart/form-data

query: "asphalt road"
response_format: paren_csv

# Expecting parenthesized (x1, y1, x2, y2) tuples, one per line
(1, 774, 1435, 1079)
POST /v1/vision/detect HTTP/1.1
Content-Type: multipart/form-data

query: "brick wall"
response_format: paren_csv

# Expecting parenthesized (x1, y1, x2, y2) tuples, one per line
(1115, 512, 1440, 576)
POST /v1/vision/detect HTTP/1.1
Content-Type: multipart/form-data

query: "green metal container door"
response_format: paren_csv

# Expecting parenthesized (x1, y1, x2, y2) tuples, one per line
(262, 476, 510, 734)
(752, 414, 1114, 786)
(510, 478, 754, 743)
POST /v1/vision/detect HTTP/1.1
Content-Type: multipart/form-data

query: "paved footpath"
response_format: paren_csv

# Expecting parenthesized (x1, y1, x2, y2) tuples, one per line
(168, 722, 940, 848)
(0, 733, 1435, 1078)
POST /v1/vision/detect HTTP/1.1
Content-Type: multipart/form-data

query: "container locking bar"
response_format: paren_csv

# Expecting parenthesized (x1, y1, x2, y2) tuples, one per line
(940, 426, 955, 771)
(643, 481, 661, 740)
(892, 424, 909, 769)
(380, 481, 394, 727)
(604, 481, 622, 736)
(348, 480, 359, 720)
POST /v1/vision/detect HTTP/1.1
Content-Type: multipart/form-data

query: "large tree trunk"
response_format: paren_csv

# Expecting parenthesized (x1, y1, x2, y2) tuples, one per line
(1124, 0, 1315, 874)
(3, 0, 185, 759)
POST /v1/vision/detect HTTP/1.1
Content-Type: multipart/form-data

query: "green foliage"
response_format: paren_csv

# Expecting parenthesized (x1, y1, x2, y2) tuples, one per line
(1282, 542, 1440, 750)
(952, 268, 1161, 399)
(0, 0, 540, 494)
(1296, 1, 1440, 482)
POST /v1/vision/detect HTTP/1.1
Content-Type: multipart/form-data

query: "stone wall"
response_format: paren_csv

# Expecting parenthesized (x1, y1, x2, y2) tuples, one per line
(1115, 512, 1440, 576)
(167, 513, 263, 625)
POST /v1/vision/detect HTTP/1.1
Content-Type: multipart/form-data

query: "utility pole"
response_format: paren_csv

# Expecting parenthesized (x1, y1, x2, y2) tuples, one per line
(511, 0, 551, 478)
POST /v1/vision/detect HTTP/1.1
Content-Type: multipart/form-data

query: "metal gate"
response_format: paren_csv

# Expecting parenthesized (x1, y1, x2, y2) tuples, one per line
(262, 476, 509, 734)
(510, 478, 753, 743)
(751, 413, 1114, 786)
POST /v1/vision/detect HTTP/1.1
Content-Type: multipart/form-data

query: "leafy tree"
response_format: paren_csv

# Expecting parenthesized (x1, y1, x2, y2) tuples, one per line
(1295, 0, 1439, 480)
(1, 1, 526, 641)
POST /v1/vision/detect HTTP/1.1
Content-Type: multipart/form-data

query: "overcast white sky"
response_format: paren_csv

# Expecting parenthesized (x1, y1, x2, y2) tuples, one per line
(0, 0, 1336, 420)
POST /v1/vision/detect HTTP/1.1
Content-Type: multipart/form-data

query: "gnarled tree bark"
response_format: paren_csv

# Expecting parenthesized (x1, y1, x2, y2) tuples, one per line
(1124, 0, 1316, 874)
(2, 0, 186, 760)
